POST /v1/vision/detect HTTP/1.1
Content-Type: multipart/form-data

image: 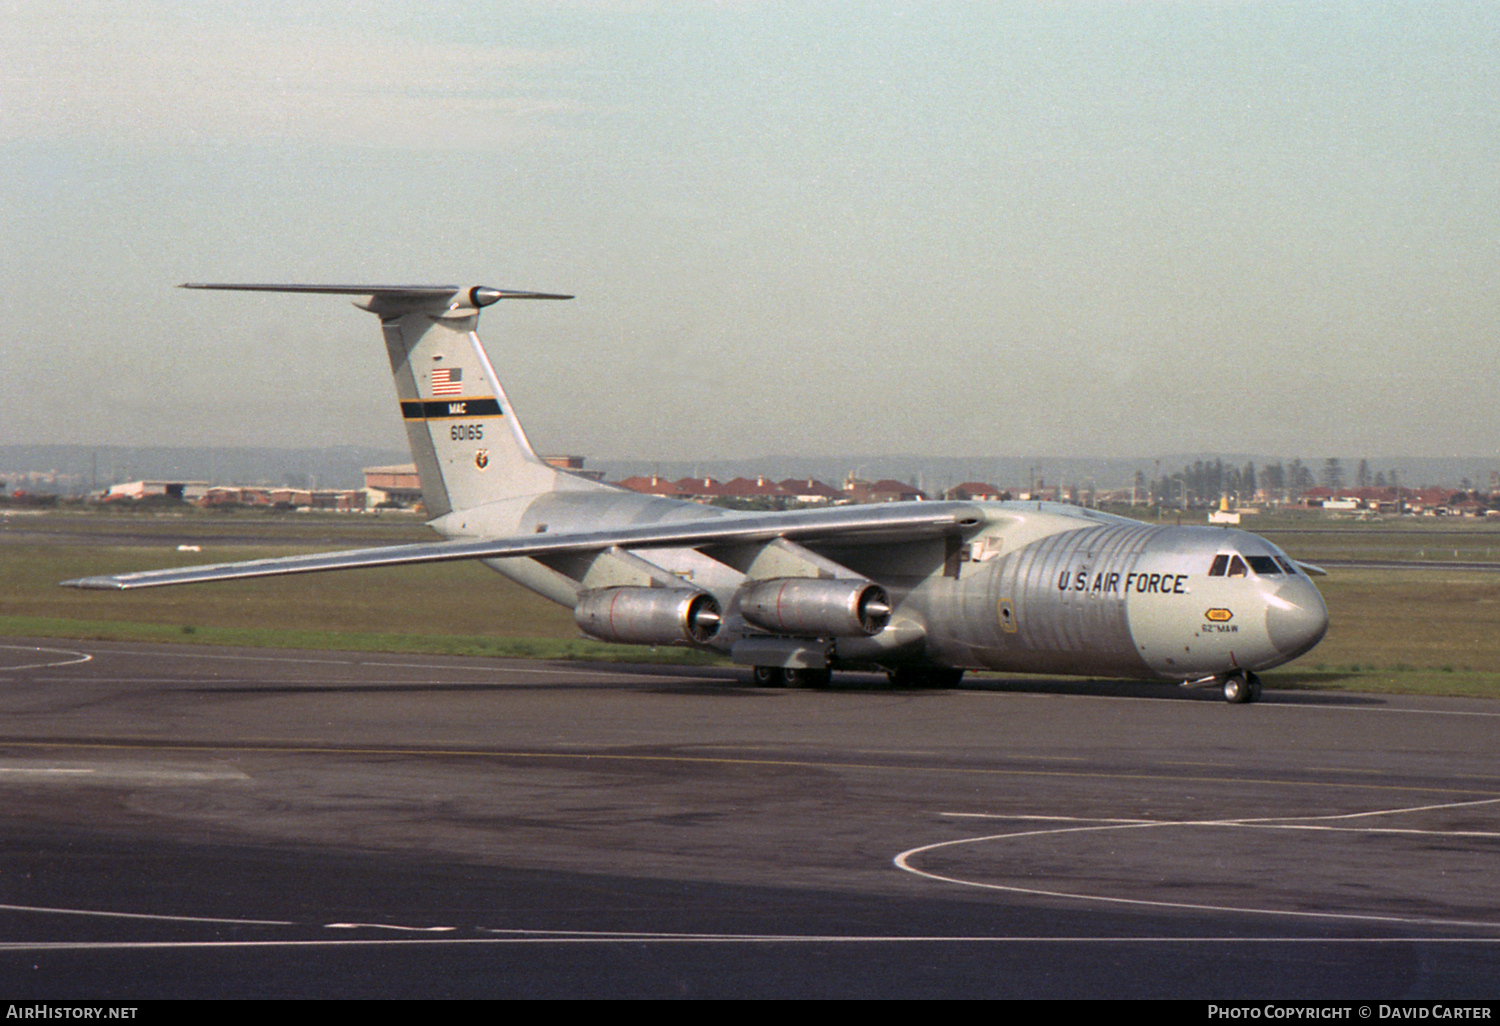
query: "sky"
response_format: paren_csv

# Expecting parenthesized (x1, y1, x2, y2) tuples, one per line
(3, 1, 1498, 463)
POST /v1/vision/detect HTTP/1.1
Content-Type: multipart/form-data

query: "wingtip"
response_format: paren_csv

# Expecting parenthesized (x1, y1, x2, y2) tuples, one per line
(59, 576, 126, 590)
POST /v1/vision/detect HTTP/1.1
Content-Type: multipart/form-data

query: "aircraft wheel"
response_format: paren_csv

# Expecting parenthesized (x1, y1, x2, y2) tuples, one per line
(888, 667, 964, 689)
(752, 665, 787, 688)
(1222, 673, 1252, 704)
(928, 669, 966, 688)
(786, 668, 832, 689)
(1247, 672, 1262, 703)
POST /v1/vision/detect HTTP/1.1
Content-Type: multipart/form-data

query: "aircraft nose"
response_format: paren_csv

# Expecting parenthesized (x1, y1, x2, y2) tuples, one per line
(1265, 578, 1328, 660)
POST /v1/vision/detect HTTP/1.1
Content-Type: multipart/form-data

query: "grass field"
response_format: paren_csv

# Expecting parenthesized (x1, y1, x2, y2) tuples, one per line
(0, 512, 714, 664)
(4, 508, 1499, 696)
(1271, 568, 1500, 698)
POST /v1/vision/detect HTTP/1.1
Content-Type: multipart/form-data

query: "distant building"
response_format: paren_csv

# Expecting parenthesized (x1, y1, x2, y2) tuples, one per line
(778, 478, 842, 505)
(103, 480, 208, 502)
(719, 476, 789, 501)
(945, 482, 1007, 501)
(200, 486, 274, 507)
(616, 475, 687, 498)
(366, 457, 599, 508)
(363, 464, 423, 507)
(844, 476, 926, 503)
(673, 477, 728, 502)
(544, 455, 605, 482)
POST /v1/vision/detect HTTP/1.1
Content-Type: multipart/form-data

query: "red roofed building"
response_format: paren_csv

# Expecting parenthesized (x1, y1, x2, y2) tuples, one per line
(673, 477, 728, 502)
(778, 478, 843, 505)
(615, 475, 686, 498)
(719, 475, 789, 499)
(946, 482, 1008, 501)
(844, 477, 927, 503)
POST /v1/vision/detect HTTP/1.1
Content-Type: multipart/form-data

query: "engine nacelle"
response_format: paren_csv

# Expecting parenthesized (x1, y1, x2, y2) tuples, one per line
(738, 578, 891, 637)
(574, 587, 723, 646)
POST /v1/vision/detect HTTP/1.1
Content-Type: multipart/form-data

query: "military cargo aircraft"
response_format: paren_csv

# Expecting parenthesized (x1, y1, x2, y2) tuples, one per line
(63, 284, 1328, 702)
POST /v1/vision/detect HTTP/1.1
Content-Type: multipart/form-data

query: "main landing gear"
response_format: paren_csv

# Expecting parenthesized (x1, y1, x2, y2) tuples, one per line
(748, 666, 967, 689)
(750, 666, 832, 688)
(886, 667, 966, 689)
(1220, 671, 1262, 704)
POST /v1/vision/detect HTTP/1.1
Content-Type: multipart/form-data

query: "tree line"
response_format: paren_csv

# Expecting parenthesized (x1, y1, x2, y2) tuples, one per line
(1141, 458, 1413, 507)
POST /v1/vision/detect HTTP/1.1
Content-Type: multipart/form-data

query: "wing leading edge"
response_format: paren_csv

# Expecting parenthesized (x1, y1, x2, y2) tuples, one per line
(179, 283, 574, 301)
(61, 503, 989, 591)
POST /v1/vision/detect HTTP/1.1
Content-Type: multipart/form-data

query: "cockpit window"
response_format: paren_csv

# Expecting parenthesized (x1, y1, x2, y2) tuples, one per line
(1210, 552, 1286, 577)
(1276, 556, 1300, 575)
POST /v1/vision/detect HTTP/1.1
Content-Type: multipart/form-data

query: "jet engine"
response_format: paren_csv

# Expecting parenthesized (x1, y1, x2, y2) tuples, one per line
(574, 587, 723, 646)
(738, 578, 891, 637)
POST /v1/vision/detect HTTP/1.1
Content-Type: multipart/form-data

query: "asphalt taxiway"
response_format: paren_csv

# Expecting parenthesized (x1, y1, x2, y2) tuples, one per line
(1, 638, 1498, 998)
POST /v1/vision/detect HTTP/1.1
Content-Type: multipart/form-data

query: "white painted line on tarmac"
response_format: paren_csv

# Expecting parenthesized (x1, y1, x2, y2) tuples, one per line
(0, 767, 94, 776)
(1268, 705, 1500, 719)
(0, 762, 250, 783)
(958, 688, 1500, 718)
(895, 796, 1500, 931)
(4, 934, 1500, 953)
(67, 652, 584, 675)
(325, 922, 457, 932)
(37, 645, 704, 681)
(943, 813, 1156, 823)
(0, 645, 93, 673)
(25, 676, 607, 685)
(0, 901, 292, 926)
(1270, 795, 1500, 819)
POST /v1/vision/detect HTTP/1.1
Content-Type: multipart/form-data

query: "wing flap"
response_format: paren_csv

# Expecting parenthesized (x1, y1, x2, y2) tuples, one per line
(62, 504, 990, 591)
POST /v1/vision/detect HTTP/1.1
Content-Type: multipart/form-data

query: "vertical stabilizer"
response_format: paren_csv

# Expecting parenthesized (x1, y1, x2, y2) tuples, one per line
(182, 283, 575, 518)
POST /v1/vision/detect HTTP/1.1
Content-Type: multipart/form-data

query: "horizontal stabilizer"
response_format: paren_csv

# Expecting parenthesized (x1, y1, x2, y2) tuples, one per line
(61, 504, 988, 591)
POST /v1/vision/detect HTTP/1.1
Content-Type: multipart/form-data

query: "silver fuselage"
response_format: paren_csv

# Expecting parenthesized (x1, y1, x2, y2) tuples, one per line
(435, 489, 1328, 683)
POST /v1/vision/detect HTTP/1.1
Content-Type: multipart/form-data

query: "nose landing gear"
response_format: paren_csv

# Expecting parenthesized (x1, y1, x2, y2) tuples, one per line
(1221, 671, 1262, 704)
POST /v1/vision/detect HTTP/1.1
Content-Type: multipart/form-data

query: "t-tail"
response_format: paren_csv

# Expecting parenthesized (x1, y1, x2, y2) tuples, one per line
(182, 283, 578, 517)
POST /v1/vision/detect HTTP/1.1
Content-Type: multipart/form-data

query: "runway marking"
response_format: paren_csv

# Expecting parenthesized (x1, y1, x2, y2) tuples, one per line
(26, 677, 618, 686)
(961, 690, 1500, 717)
(0, 737, 1496, 798)
(0, 767, 94, 776)
(0, 901, 291, 926)
(4, 899, 1491, 952)
(1263, 705, 1500, 719)
(942, 804, 1500, 838)
(0, 761, 249, 783)
(3, 934, 1500, 952)
(945, 813, 1156, 823)
(325, 922, 457, 932)
(57, 645, 709, 680)
(20, 642, 1500, 714)
(0, 645, 92, 673)
(894, 797, 1500, 930)
(5, 803, 1500, 950)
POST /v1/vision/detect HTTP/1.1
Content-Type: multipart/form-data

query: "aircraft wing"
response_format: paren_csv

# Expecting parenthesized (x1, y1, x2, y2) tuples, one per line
(61, 503, 988, 591)
(179, 283, 574, 301)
